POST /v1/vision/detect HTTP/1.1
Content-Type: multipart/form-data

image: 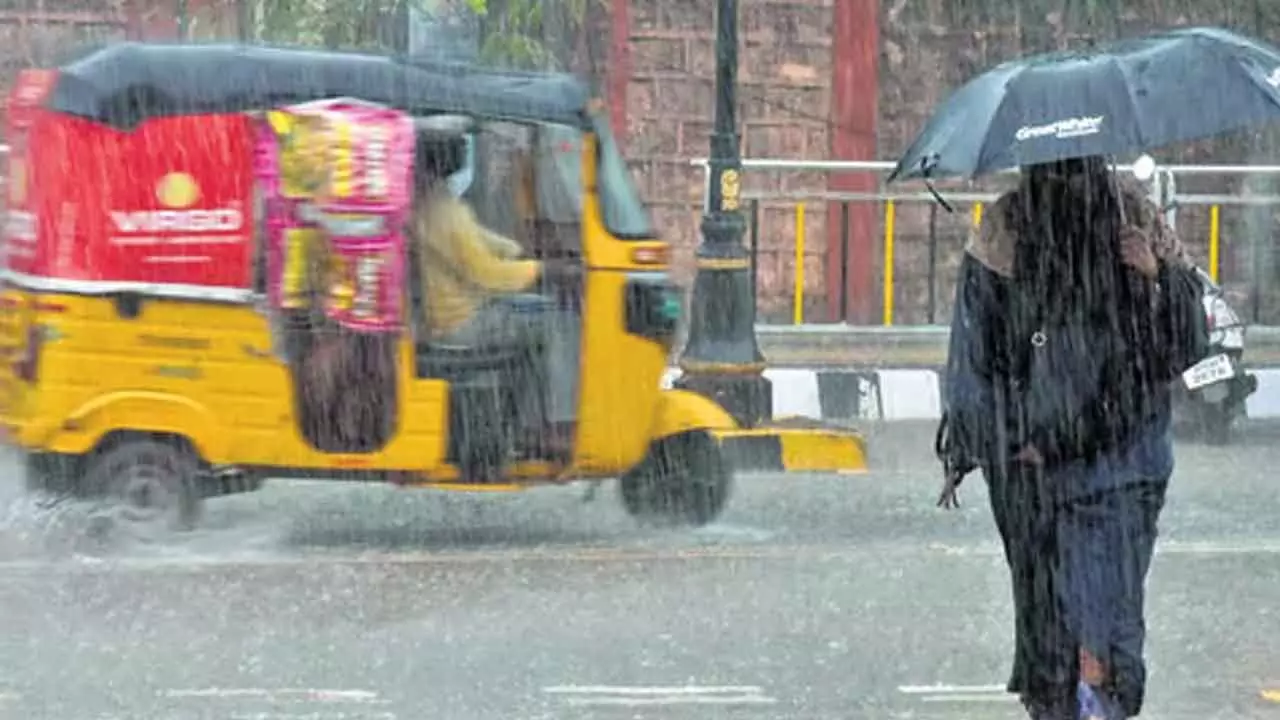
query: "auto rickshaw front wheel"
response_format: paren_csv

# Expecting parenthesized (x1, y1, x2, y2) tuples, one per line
(82, 437, 204, 535)
(619, 431, 731, 528)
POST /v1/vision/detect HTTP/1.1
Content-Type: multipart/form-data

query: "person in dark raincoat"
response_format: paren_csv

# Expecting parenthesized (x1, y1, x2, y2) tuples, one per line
(935, 156, 1209, 720)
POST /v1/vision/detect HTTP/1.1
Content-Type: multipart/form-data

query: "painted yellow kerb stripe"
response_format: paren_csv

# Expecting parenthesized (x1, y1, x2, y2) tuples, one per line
(1261, 689, 1280, 703)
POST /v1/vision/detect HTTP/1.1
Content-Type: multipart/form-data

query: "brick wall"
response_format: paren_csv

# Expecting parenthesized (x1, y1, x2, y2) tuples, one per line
(619, 0, 1280, 324)
(875, 0, 1280, 323)
(625, 0, 835, 323)
(0, 5, 129, 116)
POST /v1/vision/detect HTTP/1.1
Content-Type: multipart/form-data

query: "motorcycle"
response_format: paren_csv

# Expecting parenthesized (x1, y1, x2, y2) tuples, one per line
(1174, 267, 1258, 444)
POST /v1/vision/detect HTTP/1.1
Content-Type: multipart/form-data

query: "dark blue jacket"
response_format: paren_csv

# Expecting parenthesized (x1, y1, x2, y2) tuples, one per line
(937, 252, 1207, 489)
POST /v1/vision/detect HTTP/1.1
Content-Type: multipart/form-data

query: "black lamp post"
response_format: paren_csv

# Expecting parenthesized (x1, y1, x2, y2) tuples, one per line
(674, 0, 771, 426)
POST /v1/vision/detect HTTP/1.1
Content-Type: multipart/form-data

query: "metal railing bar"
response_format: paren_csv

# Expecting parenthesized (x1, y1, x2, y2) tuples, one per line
(690, 156, 1280, 176)
(739, 191, 1280, 206)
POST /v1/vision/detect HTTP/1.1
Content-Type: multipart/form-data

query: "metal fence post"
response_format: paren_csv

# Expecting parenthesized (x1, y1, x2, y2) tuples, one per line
(1254, 234, 1263, 323)
(839, 201, 850, 323)
(926, 203, 938, 324)
(1162, 170, 1178, 232)
(1209, 204, 1221, 283)
(793, 203, 805, 324)
(882, 200, 895, 327)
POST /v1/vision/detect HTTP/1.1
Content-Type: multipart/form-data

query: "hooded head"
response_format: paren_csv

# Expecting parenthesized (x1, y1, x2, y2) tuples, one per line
(413, 131, 467, 194)
(1010, 154, 1126, 315)
(411, 114, 474, 198)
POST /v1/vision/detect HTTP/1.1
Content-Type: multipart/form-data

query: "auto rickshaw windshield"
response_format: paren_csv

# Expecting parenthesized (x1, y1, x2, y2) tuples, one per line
(592, 114, 654, 239)
(490, 115, 654, 240)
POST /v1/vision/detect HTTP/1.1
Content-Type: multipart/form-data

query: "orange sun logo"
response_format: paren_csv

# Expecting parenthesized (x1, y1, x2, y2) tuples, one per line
(155, 172, 200, 209)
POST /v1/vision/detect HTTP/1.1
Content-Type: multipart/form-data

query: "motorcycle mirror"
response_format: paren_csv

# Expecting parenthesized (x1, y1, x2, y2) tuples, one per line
(1132, 154, 1157, 181)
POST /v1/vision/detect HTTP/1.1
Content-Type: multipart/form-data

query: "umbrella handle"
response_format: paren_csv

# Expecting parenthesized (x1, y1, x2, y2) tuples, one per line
(1109, 157, 1128, 226)
(923, 179, 955, 213)
(914, 154, 955, 213)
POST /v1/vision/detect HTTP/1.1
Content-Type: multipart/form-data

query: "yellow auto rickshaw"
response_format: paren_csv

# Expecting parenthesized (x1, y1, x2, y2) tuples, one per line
(0, 43, 867, 532)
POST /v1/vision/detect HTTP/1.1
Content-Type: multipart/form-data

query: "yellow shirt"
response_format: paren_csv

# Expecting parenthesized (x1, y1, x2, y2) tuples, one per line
(415, 190, 542, 339)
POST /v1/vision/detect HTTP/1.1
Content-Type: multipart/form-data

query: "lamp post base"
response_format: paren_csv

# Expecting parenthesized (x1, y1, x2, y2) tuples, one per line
(675, 209, 771, 427)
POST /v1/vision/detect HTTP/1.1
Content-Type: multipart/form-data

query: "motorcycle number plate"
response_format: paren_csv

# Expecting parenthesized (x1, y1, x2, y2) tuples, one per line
(1183, 353, 1235, 390)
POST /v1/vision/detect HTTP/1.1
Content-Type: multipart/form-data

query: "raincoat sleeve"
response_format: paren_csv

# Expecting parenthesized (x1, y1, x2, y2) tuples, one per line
(428, 197, 542, 293)
(1148, 255, 1210, 381)
(937, 253, 1008, 481)
(1121, 187, 1209, 380)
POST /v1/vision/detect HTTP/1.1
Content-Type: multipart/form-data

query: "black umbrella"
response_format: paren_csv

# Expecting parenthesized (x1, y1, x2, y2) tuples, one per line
(888, 26, 1280, 183)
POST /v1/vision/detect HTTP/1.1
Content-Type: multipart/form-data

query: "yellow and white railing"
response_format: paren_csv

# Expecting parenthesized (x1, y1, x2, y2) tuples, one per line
(695, 157, 1280, 325)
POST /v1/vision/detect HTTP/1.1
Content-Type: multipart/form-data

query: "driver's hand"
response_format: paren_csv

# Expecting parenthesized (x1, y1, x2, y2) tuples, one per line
(540, 259, 583, 285)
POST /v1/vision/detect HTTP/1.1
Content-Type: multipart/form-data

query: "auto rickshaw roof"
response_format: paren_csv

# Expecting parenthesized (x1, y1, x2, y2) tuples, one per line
(46, 42, 593, 129)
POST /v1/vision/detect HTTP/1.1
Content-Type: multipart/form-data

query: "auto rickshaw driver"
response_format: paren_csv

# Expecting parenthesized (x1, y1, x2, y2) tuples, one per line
(412, 124, 580, 459)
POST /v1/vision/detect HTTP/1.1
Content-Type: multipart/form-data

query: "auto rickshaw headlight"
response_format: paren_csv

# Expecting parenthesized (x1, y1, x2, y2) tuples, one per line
(631, 245, 669, 266)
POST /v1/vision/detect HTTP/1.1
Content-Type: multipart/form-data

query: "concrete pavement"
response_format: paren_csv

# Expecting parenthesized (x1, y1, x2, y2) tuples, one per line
(1, 424, 1279, 719)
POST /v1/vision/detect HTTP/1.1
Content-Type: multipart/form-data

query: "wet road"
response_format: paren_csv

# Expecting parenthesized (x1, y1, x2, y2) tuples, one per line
(1, 423, 1279, 719)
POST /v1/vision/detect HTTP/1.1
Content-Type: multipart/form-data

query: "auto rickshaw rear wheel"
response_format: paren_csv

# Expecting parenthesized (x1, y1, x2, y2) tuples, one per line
(22, 452, 82, 496)
(82, 437, 203, 534)
(619, 431, 731, 528)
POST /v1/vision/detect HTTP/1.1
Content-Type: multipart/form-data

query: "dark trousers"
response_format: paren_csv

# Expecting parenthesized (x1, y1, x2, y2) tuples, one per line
(986, 463, 1168, 720)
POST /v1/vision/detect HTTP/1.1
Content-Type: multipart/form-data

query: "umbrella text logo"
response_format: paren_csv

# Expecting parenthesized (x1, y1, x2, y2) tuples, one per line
(1015, 116, 1105, 142)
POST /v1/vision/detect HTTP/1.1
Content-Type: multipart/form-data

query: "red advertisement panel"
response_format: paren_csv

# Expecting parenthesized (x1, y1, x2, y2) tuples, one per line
(3, 69, 60, 275)
(6, 101, 255, 291)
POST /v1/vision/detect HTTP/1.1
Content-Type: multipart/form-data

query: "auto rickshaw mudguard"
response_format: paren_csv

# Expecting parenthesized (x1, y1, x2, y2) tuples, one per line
(647, 391, 868, 474)
(37, 391, 222, 460)
(649, 388, 740, 441)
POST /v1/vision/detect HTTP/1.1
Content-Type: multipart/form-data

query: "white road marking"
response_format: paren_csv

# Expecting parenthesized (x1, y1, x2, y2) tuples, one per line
(920, 694, 1020, 704)
(692, 524, 777, 541)
(562, 695, 778, 706)
(0, 690, 20, 702)
(543, 685, 765, 695)
(899, 683, 1016, 705)
(161, 688, 385, 704)
(1157, 539, 1280, 555)
(544, 685, 777, 707)
(898, 684, 1007, 695)
(225, 707, 394, 712)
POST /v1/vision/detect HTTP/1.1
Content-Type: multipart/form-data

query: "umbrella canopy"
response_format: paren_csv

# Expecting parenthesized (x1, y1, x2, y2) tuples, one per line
(888, 26, 1280, 182)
